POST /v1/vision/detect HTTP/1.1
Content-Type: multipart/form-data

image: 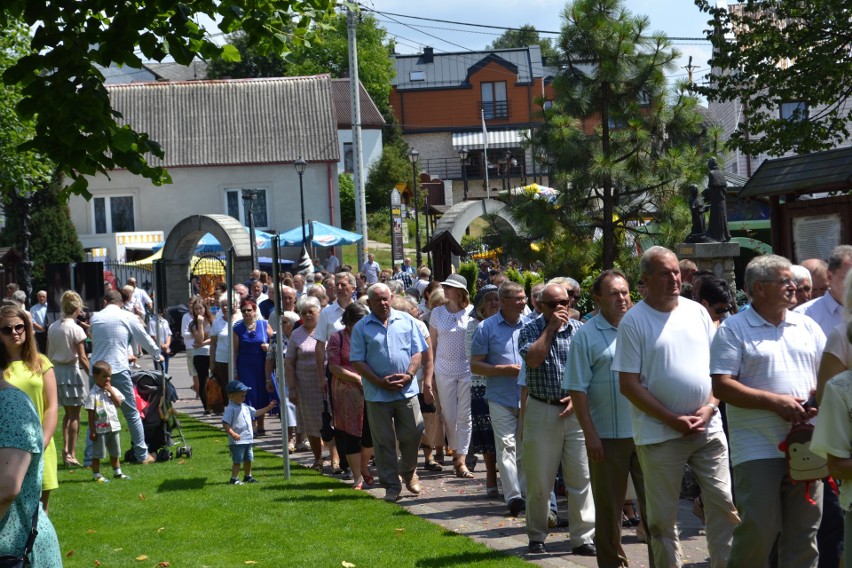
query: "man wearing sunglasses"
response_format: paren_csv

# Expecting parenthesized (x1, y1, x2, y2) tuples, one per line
(712, 255, 827, 568)
(518, 283, 596, 556)
(614, 246, 738, 568)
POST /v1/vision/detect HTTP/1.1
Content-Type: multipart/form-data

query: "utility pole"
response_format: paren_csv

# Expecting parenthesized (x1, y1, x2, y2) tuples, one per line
(348, 6, 368, 265)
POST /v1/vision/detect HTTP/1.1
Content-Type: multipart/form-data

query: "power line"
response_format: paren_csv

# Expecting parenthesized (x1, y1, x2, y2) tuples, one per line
(358, 4, 709, 42)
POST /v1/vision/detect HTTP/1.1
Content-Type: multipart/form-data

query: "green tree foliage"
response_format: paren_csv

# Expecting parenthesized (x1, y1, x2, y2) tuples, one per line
(208, 11, 395, 116)
(505, 0, 707, 278)
(0, 0, 336, 196)
(286, 11, 395, 116)
(206, 33, 288, 79)
(695, 0, 852, 156)
(487, 24, 560, 64)
(338, 172, 356, 230)
(0, 173, 85, 291)
(365, 131, 414, 212)
(0, 20, 53, 199)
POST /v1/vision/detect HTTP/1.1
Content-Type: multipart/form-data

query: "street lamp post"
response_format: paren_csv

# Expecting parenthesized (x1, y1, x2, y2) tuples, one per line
(458, 147, 469, 201)
(241, 189, 259, 269)
(408, 149, 422, 268)
(504, 150, 514, 192)
(294, 157, 308, 256)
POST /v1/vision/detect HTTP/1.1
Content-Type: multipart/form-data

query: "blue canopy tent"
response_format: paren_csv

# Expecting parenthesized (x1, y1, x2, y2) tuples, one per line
(275, 221, 363, 248)
(153, 228, 275, 253)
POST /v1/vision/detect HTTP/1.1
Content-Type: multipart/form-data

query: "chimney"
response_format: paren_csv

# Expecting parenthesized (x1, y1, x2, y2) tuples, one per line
(423, 47, 434, 64)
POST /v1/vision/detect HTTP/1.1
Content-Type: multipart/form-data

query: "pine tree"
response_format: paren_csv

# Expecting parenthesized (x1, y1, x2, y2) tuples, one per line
(505, 0, 709, 278)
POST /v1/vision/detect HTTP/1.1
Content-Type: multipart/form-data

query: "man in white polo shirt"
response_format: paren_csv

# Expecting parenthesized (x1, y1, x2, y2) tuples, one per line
(711, 254, 826, 568)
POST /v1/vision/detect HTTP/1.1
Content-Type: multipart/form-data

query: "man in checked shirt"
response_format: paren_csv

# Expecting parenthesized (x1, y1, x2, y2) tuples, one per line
(519, 282, 596, 557)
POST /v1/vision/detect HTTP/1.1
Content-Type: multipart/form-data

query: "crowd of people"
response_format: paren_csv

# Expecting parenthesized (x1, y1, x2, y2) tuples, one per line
(2, 242, 852, 568)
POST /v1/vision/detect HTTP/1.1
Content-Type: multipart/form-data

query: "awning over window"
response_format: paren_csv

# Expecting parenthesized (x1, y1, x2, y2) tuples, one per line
(452, 129, 529, 150)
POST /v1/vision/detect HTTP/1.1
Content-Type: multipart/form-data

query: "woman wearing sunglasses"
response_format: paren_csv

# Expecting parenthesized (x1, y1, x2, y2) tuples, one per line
(0, 304, 59, 514)
(233, 299, 274, 435)
(694, 276, 735, 329)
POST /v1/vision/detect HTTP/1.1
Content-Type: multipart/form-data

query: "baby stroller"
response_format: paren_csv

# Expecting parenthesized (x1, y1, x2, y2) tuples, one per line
(130, 368, 192, 461)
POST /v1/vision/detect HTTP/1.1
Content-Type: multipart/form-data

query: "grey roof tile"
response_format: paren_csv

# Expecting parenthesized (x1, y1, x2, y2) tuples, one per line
(330, 78, 385, 128)
(392, 46, 546, 90)
(107, 75, 339, 168)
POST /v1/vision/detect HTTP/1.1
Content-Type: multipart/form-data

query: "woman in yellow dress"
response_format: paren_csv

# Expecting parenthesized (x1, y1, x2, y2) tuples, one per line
(0, 304, 58, 513)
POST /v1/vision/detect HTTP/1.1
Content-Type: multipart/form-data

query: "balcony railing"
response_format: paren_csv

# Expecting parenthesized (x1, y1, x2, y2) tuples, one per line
(481, 100, 509, 120)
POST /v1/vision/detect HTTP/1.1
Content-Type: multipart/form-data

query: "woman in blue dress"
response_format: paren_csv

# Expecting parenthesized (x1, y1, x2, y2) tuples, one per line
(233, 299, 275, 435)
(0, 377, 62, 566)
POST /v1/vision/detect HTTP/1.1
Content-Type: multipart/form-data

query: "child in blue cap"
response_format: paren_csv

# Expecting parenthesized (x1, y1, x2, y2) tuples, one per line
(222, 380, 277, 484)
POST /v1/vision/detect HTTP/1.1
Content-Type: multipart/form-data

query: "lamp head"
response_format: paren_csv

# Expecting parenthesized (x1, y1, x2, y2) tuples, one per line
(294, 157, 307, 175)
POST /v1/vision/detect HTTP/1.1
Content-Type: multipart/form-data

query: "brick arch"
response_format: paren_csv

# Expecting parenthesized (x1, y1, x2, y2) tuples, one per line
(161, 214, 254, 305)
(432, 199, 521, 267)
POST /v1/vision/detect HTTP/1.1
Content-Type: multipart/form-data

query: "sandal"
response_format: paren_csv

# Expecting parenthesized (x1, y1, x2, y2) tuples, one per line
(353, 481, 364, 490)
(362, 472, 375, 486)
(486, 486, 500, 499)
(331, 462, 344, 475)
(310, 459, 323, 472)
(424, 460, 443, 472)
(454, 466, 474, 479)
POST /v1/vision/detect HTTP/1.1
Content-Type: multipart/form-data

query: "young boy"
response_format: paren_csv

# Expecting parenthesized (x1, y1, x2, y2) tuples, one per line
(222, 380, 277, 485)
(147, 310, 172, 373)
(84, 361, 130, 482)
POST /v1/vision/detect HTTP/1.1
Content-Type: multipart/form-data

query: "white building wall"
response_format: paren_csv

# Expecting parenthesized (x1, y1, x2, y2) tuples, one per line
(69, 163, 339, 260)
(336, 128, 383, 175)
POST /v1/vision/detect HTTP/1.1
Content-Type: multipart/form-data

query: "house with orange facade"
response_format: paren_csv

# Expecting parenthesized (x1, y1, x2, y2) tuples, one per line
(390, 46, 558, 206)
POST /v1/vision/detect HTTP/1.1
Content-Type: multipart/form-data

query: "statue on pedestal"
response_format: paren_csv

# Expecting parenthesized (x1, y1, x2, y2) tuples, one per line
(686, 184, 707, 242)
(704, 157, 731, 242)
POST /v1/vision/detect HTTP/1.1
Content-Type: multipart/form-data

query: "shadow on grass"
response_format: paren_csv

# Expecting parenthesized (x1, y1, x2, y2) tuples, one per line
(157, 477, 208, 492)
(413, 547, 515, 567)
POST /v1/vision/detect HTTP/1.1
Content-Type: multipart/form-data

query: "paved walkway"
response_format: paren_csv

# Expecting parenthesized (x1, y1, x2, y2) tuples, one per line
(159, 352, 711, 567)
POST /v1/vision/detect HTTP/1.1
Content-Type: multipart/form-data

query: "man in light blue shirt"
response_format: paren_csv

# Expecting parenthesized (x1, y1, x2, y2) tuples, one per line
(86, 290, 162, 465)
(567, 270, 653, 568)
(795, 245, 852, 336)
(351, 283, 428, 502)
(470, 281, 526, 515)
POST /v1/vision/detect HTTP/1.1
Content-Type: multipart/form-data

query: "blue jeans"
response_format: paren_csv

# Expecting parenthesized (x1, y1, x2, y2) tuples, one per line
(85, 370, 149, 464)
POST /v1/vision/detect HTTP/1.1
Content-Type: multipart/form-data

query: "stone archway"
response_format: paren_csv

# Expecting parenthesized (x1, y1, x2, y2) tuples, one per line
(432, 199, 521, 267)
(161, 214, 254, 305)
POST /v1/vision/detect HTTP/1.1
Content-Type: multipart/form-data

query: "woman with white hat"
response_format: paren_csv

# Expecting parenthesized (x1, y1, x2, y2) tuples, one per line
(429, 274, 476, 478)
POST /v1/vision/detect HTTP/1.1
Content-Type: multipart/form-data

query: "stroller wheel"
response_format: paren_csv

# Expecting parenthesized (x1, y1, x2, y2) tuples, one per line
(176, 448, 185, 458)
(186, 447, 193, 458)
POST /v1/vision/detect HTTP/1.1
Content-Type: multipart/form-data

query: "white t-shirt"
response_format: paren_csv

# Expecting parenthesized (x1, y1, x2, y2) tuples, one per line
(811, 370, 852, 510)
(710, 308, 825, 466)
(315, 301, 346, 344)
(47, 317, 87, 364)
(84, 384, 125, 434)
(825, 323, 852, 368)
(612, 297, 722, 445)
(429, 304, 474, 378)
(211, 317, 231, 363)
(147, 317, 171, 344)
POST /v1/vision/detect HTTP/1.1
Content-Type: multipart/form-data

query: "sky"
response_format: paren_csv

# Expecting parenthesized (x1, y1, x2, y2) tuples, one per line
(359, 0, 715, 88)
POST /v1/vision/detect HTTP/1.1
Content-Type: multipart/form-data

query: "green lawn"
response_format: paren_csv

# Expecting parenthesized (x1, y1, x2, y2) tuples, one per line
(341, 245, 393, 272)
(50, 417, 527, 567)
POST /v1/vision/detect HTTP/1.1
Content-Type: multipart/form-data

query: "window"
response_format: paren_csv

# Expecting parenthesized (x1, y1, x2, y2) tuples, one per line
(93, 195, 135, 234)
(780, 101, 809, 122)
(409, 70, 425, 82)
(481, 81, 508, 119)
(224, 187, 269, 229)
(343, 142, 354, 172)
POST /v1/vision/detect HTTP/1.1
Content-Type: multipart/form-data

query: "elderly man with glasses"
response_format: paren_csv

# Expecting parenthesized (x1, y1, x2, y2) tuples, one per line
(519, 282, 596, 556)
(712, 255, 827, 568)
(470, 281, 528, 516)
